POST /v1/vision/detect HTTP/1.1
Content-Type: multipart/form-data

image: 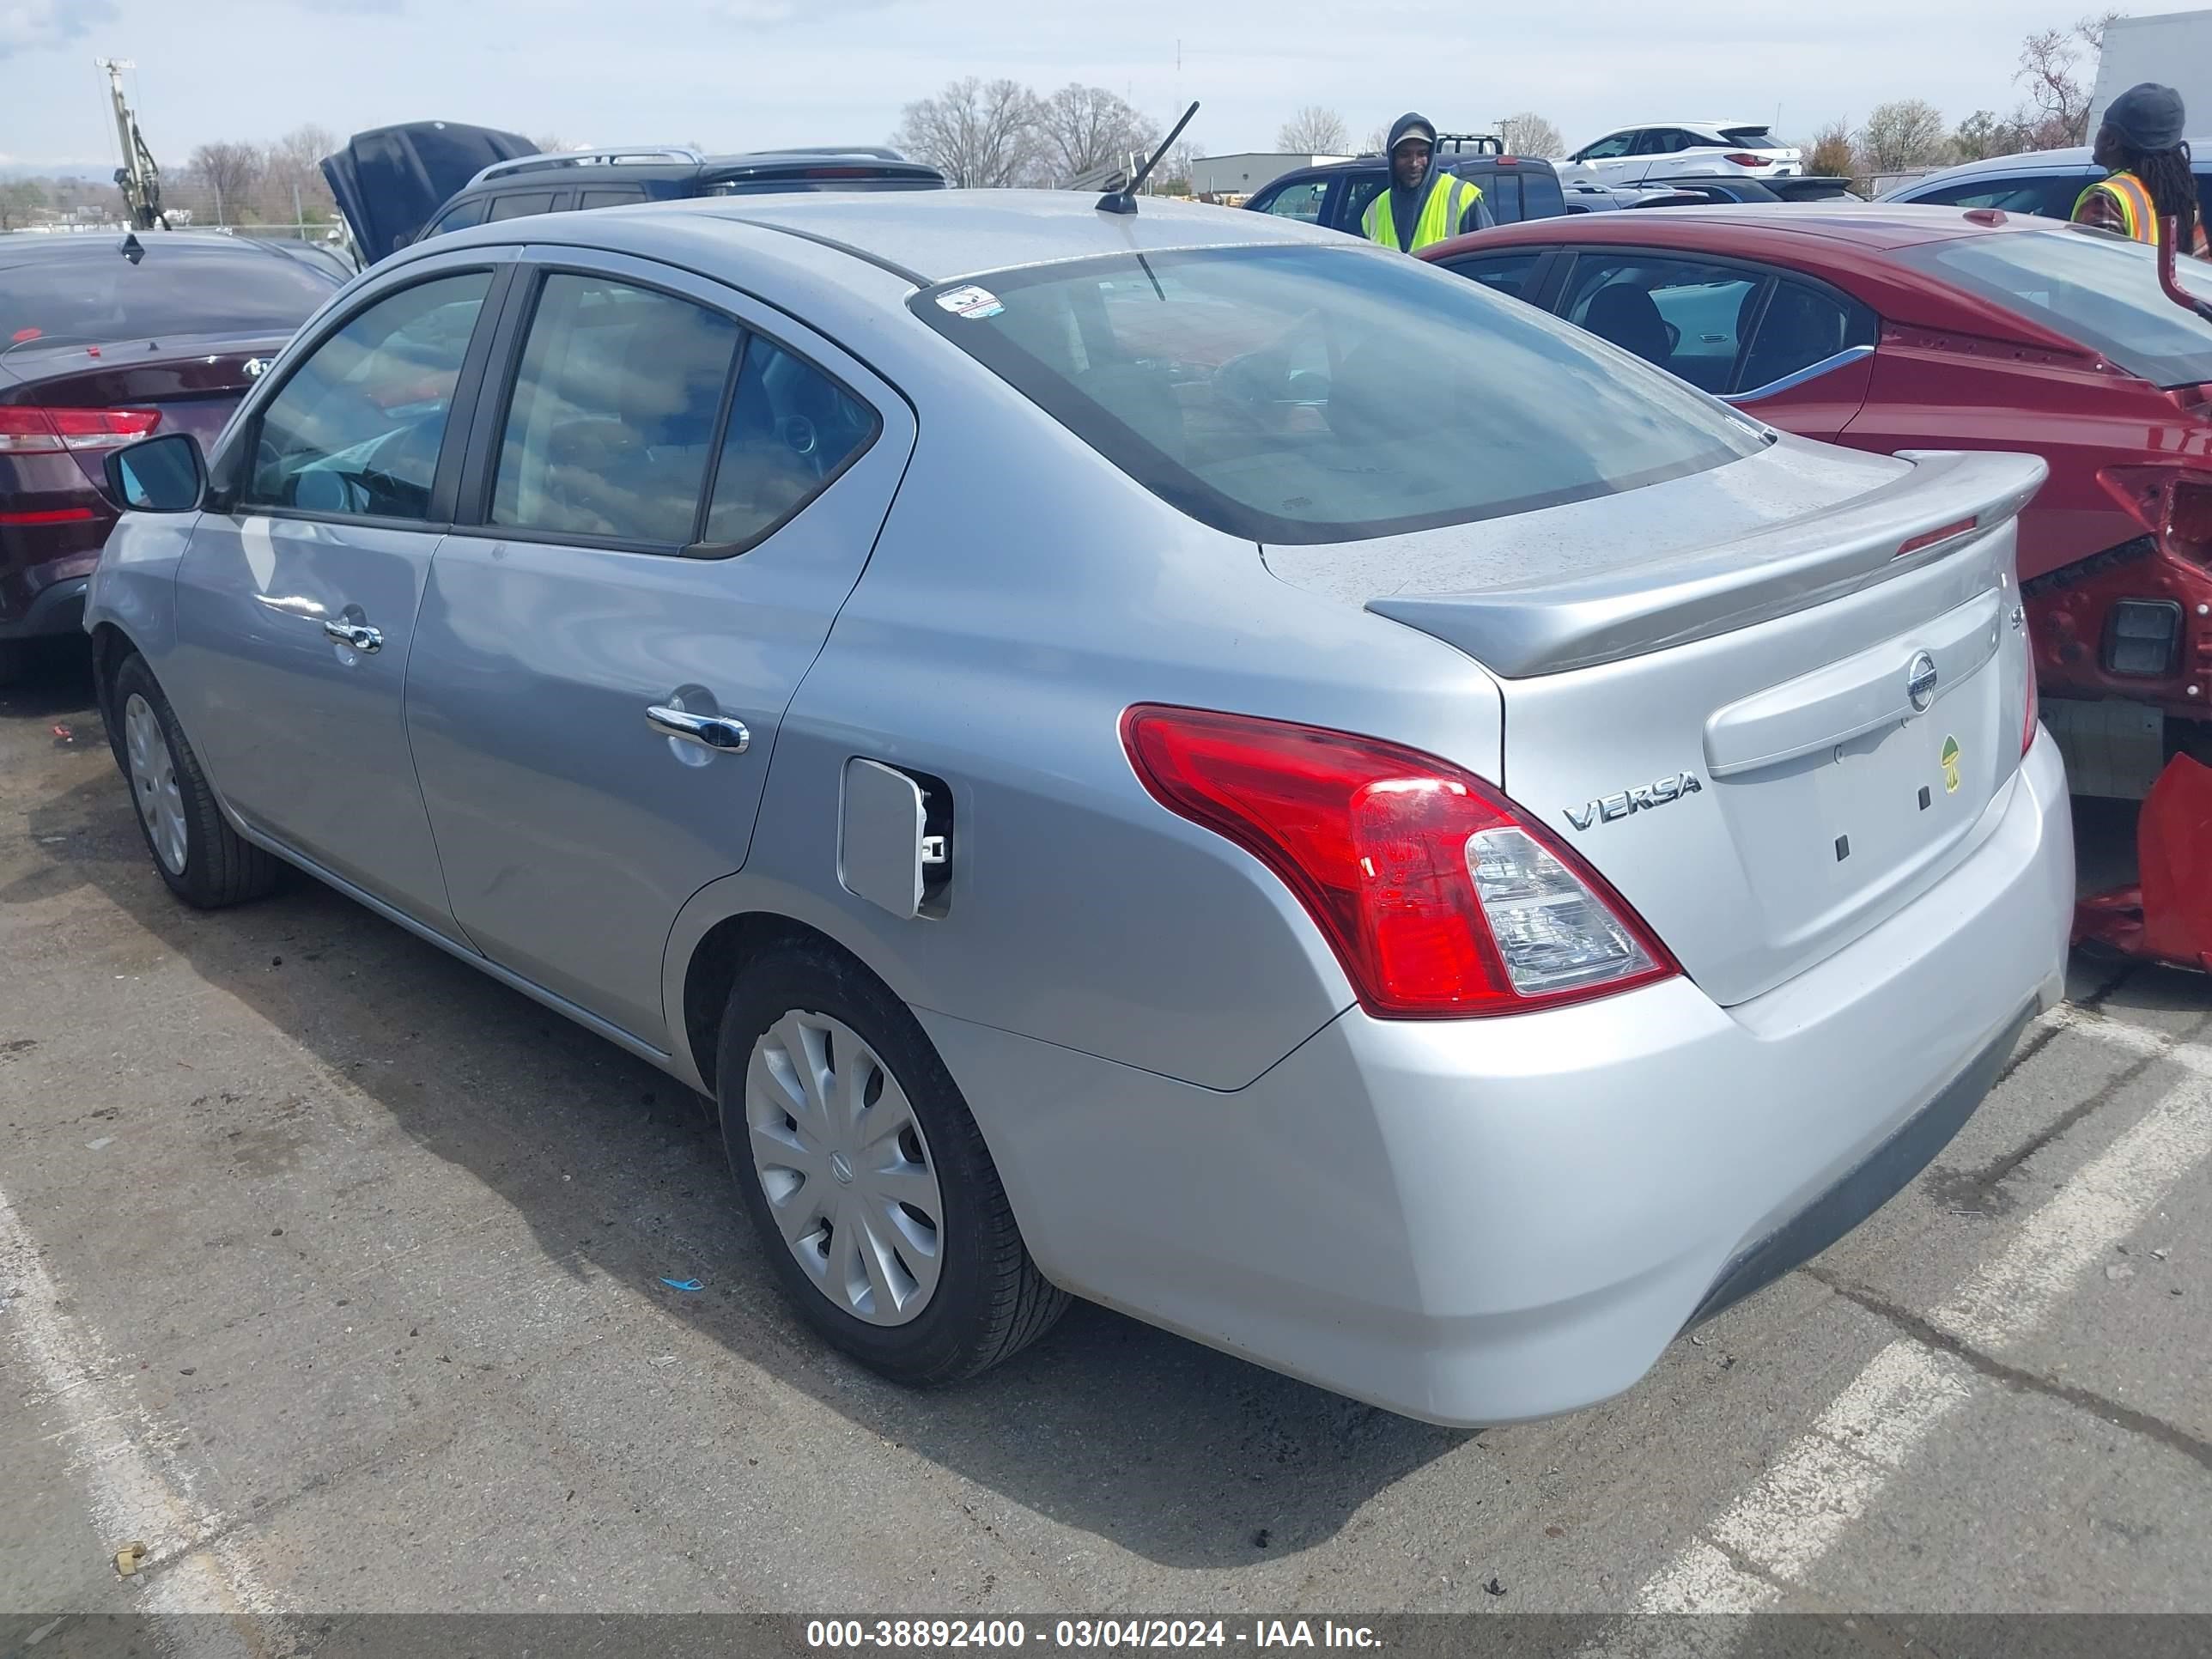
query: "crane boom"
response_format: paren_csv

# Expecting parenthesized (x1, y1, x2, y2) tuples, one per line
(97, 58, 167, 230)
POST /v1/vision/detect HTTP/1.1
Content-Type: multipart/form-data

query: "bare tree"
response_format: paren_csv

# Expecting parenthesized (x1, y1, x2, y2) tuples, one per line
(1277, 106, 1349, 155)
(260, 124, 338, 221)
(2016, 11, 2122, 147)
(1035, 84, 1159, 185)
(1163, 135, 1206, 196)
(1363, 127, 1387, 155)
(1856, 100, 1951, 173)
(894, 77, 1043, 188)
(186, 141, 264, 223)
(1498, 112, 1565, 157)
(1803, 119, 1856, 179)
(1951, 108, 2033, 162)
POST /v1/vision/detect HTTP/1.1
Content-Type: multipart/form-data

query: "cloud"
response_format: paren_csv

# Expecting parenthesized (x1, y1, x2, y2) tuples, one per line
(0, 0, 120, 58)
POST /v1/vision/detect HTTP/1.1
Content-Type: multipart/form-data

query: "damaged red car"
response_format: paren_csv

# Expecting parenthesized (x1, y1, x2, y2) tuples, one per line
(1425, 204, 2212, 968)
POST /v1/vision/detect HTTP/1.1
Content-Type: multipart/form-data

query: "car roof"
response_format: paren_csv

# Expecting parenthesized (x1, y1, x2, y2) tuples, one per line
(1598, 119, 1768, 133)
(1891, 136, 2212, 191)
(1442, 201, 2020, 253)
(673, 188, 1340, 283)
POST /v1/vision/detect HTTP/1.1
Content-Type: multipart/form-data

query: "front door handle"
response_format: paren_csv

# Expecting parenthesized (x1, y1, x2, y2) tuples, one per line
(647, 705, 750, 753)
(324, 620, 383, 653)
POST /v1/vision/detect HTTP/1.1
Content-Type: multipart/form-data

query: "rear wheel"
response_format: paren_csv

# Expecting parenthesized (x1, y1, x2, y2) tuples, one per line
(111, 652, 282, 908)
(716, 939, 1066, 1383)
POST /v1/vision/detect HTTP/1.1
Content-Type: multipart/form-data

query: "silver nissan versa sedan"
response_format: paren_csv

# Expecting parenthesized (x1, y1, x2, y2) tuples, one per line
(84, 191, 2073, 1426)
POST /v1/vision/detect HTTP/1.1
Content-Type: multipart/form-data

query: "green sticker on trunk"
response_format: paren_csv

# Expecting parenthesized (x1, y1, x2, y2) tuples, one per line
(1941, 734, 1961, 793)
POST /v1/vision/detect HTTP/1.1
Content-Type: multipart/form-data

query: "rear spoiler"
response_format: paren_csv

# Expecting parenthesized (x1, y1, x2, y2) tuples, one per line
(1367, 449, 2048, 678)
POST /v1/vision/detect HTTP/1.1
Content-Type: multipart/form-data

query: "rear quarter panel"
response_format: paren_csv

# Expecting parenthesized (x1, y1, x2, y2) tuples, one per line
(669, 330, 1509, 1092)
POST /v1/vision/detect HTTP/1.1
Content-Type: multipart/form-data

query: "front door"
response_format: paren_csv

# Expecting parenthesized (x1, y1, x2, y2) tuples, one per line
(168, 264, 503, 930)
(404, 252, 915, 1047)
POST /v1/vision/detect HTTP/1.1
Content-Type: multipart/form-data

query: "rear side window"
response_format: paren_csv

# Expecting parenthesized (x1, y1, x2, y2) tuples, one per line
(1738, 281, 1877, 392)
(579, 188, 649, 210)
(488, 192, 556, 222)
(702, 337, 878, 548)
(1340, 177, 1385, 234)
(492, 274, 739, 544)
(912, 245, 1762, 544)
(245, 270, 492, 520)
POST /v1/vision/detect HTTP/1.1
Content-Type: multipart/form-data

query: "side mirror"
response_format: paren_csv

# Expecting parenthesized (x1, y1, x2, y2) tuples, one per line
(104, 432, 208, 514)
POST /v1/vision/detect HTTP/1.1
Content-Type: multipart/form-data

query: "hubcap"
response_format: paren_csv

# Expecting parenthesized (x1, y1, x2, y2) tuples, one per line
(123, 693, 188, 878)
(744, 1010, 944, 1327)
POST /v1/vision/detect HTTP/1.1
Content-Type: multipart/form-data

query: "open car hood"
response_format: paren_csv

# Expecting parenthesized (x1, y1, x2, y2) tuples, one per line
(320, 121, 537, 263)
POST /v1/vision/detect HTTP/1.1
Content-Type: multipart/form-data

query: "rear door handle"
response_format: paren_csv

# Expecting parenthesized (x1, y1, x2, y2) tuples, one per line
(647, 705, 750, 753)
(323, 620, 382, 653)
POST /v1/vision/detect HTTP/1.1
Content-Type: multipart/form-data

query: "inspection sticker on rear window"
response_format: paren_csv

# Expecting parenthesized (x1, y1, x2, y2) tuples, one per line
(935, 284, 1005, 320)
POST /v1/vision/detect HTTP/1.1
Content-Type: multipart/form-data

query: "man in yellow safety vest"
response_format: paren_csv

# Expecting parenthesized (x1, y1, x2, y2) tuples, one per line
(1361, 114, 1492, 253)
(2072, 82, 2209, 258)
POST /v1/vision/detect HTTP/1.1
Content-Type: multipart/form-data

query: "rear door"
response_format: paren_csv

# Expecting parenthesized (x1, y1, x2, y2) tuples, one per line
(404, 248, 915, 1048)
(169, 258, 506, 931)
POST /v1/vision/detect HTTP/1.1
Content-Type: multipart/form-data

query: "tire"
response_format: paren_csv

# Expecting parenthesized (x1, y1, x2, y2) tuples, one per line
(717, 939, 1066, 1384)
(110, 652, 283, 909)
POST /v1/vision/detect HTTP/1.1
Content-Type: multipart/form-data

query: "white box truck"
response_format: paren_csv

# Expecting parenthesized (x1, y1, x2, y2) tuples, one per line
(2089, 9, 2212, 133)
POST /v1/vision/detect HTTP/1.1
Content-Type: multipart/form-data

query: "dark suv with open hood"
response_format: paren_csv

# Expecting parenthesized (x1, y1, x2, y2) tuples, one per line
(320, 124, 946, 264)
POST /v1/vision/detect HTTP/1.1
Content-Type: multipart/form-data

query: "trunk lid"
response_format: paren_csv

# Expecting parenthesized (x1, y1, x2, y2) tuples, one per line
(0, 333, 287, 492)
(1265, 443, 2048, 1006)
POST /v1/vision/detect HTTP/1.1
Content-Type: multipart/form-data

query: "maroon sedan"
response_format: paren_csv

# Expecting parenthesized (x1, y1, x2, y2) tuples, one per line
(0, 231, 341, 682)
(1424, 204, 2212, 962)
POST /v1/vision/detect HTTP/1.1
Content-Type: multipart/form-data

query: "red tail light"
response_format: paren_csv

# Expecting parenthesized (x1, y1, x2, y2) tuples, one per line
(0, 406, 161, 454)
(1722, 152, 1773, 167)
(1121, 705, 1679, 1018)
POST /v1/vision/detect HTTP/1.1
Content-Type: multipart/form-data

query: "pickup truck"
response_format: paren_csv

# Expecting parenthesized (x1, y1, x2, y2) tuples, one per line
(1243, 141, 1570, 233)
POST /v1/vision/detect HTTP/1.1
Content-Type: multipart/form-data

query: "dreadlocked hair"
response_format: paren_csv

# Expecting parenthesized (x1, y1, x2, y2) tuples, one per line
(2125, 142, 2200, 247)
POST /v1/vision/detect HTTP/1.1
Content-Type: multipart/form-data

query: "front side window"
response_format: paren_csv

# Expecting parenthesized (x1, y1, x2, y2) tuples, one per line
(912, 244, 1762, 544)
(1577, 132, 1633, 161)
(426, 198, 489, 237)
(1562, 255, 1765, 392)
(244, 270, 493, 520)
(1259, 180, 1329, 223)
(1908, 175, 2087, 218)
(1340, 177, 1386, 233)
(491, 274, 740, 545)
(1895, 224, 2212, 387)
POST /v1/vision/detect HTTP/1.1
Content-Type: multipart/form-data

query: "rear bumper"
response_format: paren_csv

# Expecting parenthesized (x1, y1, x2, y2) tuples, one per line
(0, 570, 92, 641)
(924, 731, 2074, 1426)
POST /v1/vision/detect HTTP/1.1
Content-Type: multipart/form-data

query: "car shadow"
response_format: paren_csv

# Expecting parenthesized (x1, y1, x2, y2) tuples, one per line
(2, 668, 1468, 1569)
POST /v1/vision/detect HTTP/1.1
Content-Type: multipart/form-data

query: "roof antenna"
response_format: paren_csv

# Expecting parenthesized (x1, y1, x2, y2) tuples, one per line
(118, 231, 146, 266)
(1097, 101, 1198, 216)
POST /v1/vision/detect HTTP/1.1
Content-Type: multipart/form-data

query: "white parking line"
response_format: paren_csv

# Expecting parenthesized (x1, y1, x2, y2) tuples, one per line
(1633, 1014, 2212, 1613)
(1, 1181, 278, 1647)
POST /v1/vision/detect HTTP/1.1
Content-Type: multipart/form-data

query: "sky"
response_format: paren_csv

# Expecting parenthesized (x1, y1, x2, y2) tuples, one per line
(0, 0, 2140, 176)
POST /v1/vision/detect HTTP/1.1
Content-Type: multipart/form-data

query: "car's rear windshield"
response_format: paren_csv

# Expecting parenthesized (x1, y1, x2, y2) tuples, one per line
(909, 244, 1765, 544)
(1718, 126, 1778, 147)
(0, 240, 339, 349)
(1894, 225, 2212, 388)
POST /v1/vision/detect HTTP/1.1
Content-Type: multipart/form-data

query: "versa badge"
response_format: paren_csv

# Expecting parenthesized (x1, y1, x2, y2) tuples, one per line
(1564, 770, 1704, 832)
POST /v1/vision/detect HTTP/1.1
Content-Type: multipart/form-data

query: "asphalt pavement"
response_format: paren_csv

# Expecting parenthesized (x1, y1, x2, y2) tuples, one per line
(3, 650, 2208, 1647)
